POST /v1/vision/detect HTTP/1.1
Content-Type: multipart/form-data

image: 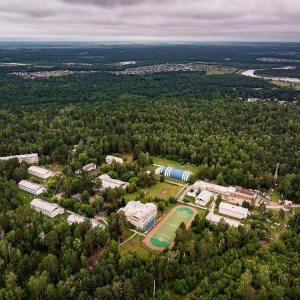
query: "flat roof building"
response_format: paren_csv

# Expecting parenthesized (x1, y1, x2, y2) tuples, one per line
(159, 166, 192, 181)
(119, 201, 157, 230)
(106, 155, 124, 165)
(195, 190, 213, 206)
(28, 166, 53, 179)
(193, 180, 230, 195)
(30, 199, 64, 218)
(67, 214, 85, 225)
(219, 202, 248, 220)
(233, 187, 257, 200)
(18, 180, 45, 195)
(208, 214, 241, 227)
(98, 174, 129, 190)
(0, 153, 38, 164)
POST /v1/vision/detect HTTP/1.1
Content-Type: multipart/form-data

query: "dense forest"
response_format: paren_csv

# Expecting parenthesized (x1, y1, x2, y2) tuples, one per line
(0, 43, 300, 299)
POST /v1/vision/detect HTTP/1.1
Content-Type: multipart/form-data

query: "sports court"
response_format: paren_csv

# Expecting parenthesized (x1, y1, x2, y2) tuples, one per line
(144, 206, 197, 251)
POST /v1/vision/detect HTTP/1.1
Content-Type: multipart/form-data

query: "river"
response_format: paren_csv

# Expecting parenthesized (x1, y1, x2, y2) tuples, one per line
(241, 68, 300, 83)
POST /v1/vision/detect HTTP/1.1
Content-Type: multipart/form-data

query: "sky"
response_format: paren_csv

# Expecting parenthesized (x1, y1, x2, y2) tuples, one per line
(0, 0, 300, 42)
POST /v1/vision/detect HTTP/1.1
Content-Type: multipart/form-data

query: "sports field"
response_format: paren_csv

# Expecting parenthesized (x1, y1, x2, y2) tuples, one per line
(144, 206, 197, 251)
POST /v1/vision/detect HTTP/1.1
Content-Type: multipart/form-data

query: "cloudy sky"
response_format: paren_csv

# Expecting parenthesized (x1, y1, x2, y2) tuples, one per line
(0, 0, 299, 42)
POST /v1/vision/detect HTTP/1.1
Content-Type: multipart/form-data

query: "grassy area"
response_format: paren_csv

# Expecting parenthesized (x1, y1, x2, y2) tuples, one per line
(120, 234, 156, 259)
(293, 207, 300, 213)
(122, 153, 133, 162)
(125, 181, 183, 202)
(18, 189, 43, 208)
(271, 189, 282, 201)
(152, 156, 198, 174)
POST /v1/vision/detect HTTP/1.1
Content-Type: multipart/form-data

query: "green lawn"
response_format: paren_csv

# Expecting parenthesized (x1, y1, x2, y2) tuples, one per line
(125, 181, 183, 202)
(271, 189, 282, 201)
(18, 189, 43, 208)
(152, 156, 198, 174)
(120, 234, 156, 259)
(149, 206, 196, 249)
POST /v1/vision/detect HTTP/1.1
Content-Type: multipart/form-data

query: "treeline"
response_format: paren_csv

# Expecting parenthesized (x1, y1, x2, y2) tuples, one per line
(0, 95, 299, 199)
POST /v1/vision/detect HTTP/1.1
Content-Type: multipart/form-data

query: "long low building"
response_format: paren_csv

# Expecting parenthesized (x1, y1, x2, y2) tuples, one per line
(119, 201, 157, 230)
(219, 202, 248, 220)
(68, 214, 106, 229)
(158, 166, 192, 181)
(193, 180, 257, 200)
(229, 187, 257, 200)
(208, 214, 241, 228)
(28, 166, 53, 179)
(30, 199, 64, 218)
(0, 153, 38, 164)
(98, 174, 129, 190)
(18, 180, 46, 195)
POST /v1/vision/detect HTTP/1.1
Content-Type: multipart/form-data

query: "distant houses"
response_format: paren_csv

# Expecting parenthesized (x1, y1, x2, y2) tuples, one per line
(0, 153, 38, 164)
(119, 201, 157, 231)
(18, 180, 45, 195)
(28, 166, 53, 179)
(30, 199, 64, 218)
(106, 155, 124, 165)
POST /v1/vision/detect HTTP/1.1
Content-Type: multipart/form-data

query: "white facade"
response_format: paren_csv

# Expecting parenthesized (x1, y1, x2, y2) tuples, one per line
(98, 174, 128, 190)
(28, 166, 53, 179)
(18, 180, 45, 195)
(195, 190, 213, 206)
(219, 202, 248, 220)
(0, 153, 38, 164)
(119, 201, 157, 230)
(30, 199, 64, 218)
(83, 163, 97, 172)
(106, 155, 124, 165)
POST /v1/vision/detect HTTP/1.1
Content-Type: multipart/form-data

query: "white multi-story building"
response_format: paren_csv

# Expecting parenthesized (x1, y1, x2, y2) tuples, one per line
(106, 155, 124, 165)
(98, 174, 128, 190)
(30, 199, 64, 218)
(28, 166, 53, 179)
(0, 153, 38, 164)
(195, 190, 213, 206)
(119, 201, 157, 230)
(219, 202, 248, 220)
(18, 180, 45, 195)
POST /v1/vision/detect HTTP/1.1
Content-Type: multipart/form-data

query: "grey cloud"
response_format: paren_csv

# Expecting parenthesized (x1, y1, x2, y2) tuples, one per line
(60, 0, 155, 7)
(0, 0, 299, 42)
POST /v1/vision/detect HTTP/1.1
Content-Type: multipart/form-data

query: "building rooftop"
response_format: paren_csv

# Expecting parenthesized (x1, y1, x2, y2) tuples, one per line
(235, 187, 256, 197)
(30, 199, 60, 213)
(19, 180, 45, 191)
(28, 166, 52, 175)
(99, 174, 128, 189)
(219, 202, 248, 215)
(209, 214, 241, 227)
(67, 214, 85, 224)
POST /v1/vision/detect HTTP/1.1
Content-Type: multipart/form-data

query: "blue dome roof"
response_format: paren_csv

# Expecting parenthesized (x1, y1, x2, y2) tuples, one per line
(160, 166, 192, 181)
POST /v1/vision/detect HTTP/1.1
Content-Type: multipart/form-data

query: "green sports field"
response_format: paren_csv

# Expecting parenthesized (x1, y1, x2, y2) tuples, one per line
(149, 206, 196, 249)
